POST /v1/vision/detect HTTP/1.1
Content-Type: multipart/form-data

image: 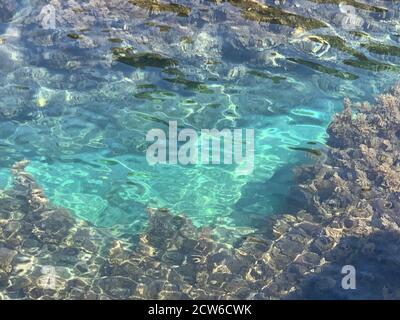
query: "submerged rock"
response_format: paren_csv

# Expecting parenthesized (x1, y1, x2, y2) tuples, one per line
(0, 248, 17, 273)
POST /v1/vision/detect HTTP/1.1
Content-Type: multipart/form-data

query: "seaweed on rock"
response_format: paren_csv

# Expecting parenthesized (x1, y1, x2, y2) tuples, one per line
(0, 160, 111, 299)
(112, 47, 178, 69)
(129, 0, 191, 17)
(226, 0, 328, 30)
(307, 0, 388, 13)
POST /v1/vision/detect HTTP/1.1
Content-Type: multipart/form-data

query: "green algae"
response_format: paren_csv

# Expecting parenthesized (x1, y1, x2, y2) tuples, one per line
(134, 92, 157, 100)
(134, 86, 177, 100)
(145, 22, 172, 32)
(134, 91, 166, 101)
(67, 33, 82, 40)
(312, 35, 360, 56)
(227, 0, 327, 30)
(361, 42, 400, 57)
(247, 70, 287, 83)
(72, 7, 87, 14)
(343, 58, 400, 72)
(112, 47, 177, 69)
(289, 146, 323, 156)
(349, 31, 370, 39)
(307, 0, 387, 13)
(108, 38, 124, 43)
(129, 0, 191, 17)
(99, 159, 120, 166)
(207, 103, 222, 109)
(313, 34, 400, 60)
(135, 112, 172, 127)
(160, 91, 176, 97)
(183, 99, 197, 104)
(14, 85, 30, 91)
(162, 67, 186, 78)
(164, 77, 213, 94)
(137, 84, 158, 90)
(287, 58, 359, 80)
(311, 35, 400, 73)
(204, 60, 220, 65)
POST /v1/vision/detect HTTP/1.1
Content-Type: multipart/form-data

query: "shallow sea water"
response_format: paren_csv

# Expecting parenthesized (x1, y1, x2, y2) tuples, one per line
(0, 0, 399, 236)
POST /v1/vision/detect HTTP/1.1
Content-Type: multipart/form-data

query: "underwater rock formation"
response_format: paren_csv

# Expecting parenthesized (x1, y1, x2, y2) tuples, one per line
(0, 160, 112, 299)
(260, 84, 400, 299)
(0, 84, 399, 299)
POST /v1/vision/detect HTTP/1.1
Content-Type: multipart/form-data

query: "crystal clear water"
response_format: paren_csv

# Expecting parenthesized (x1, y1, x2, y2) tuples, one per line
(0, 0, 399, 235)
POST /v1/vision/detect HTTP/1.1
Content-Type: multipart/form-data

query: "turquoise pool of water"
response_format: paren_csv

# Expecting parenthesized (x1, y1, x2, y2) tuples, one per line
(0, 0, 399, 235)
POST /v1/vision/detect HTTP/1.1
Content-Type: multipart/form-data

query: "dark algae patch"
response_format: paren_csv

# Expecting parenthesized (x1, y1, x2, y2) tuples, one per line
(134, 86, 176, 101)
(162, 67, 186, 78)
(164, 77, 213, 94)
(361, 42, 400, 57)
(247, 70, 287, 83)
(343, 57, 400, 72)
(226, 0, 328, 30)
(312, 34, 360, 56)
(287, 58, 359, 80)
(67, 33, 82, 40)
(99, 159, 120, 166)
(136, 83, 158, 90)
(311, 35, 400, 73)
(145, 22, 172, 32)
(161, 68, 214, 93)
(112, 47, 178, 69)
(288, 146, 323, 156)
(108, 38, 124, 43)
(349, 31, 370, 39)
(129, 0, 191, 17)
(307, 0, 388, 12)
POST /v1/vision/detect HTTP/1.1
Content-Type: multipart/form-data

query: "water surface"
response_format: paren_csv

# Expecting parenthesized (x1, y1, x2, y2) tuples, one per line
(0, 0, 399, 235)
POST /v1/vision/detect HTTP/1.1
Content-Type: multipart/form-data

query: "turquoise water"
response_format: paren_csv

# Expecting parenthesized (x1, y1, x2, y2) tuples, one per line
(0, 0, 399, 235)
